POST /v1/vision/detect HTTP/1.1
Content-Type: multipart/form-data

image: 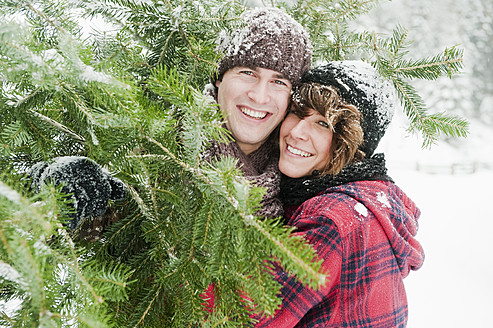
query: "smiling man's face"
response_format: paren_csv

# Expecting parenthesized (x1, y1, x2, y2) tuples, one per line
(215, 66, 292, 155)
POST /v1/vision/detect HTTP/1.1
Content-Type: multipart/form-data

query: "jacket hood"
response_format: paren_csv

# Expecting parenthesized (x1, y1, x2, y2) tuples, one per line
(282, 178, 424, 276)
(281, 154, 424, 276)
(347, 180, 424, 276)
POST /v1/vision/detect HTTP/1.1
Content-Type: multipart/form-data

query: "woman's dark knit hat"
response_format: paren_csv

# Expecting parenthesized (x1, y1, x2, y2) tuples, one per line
(302, 61, 396, 157)
(215, 7, 312, 85)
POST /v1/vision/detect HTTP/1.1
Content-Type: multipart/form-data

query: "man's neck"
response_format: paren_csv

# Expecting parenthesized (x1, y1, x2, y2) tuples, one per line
(237, 142, 262, 156)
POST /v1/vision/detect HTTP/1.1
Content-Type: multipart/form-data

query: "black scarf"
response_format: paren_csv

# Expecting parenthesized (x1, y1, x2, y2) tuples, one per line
(280, 153, 393, 206)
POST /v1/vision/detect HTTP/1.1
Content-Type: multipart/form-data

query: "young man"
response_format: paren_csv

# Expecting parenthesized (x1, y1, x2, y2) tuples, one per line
(30, 7, 312, 227)
(212, 8, 312, 156)
(203, 7, 312, 218)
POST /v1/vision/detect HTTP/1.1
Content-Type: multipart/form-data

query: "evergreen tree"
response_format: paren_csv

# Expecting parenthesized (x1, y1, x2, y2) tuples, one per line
(0, 0, 468, 327)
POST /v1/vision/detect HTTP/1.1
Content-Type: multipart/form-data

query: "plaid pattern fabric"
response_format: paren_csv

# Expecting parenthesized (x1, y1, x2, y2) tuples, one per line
(254, 180, 424, 328)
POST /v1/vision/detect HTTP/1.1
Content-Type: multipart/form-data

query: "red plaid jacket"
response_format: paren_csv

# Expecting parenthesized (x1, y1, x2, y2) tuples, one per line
(253, 180, 424, 328)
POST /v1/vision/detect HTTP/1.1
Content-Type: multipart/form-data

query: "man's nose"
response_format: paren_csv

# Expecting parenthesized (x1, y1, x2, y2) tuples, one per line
(247, 81, 270, 104)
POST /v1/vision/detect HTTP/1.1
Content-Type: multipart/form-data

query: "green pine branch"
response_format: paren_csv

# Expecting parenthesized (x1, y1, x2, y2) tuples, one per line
(359, 26, 469, 146)
(0, 180, 127, 327)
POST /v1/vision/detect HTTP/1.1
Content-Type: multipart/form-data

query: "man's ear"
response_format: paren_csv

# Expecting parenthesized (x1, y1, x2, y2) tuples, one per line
(214, 79, 221, 88)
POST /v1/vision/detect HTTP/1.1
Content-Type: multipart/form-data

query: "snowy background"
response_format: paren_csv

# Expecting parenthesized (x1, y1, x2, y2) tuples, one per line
(378, 112, 493, 328)
(360, 1, 493, 326)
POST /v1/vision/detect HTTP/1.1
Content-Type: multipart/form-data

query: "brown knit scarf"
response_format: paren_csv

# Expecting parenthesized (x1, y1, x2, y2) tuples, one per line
(203, 138, 283, 219)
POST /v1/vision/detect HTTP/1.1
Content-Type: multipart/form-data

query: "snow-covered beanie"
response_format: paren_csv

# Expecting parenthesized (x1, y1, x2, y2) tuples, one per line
(302, 61, 396, 157)
(214, 7, 312, 85)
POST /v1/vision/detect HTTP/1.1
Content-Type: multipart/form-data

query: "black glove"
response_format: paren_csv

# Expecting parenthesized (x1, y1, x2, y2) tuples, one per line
(28, 156, 126, 230)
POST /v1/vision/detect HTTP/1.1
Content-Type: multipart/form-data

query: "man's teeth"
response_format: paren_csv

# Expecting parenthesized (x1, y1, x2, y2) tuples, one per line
(287, 145, 312, 157)
(240, 107, 268, 119)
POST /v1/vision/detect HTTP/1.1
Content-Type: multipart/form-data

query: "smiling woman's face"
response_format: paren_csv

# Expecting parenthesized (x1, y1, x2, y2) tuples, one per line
(278, 107, 334, 178)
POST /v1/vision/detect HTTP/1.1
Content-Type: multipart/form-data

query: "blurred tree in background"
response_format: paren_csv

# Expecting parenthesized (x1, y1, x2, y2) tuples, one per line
(356, 0, 493, 124)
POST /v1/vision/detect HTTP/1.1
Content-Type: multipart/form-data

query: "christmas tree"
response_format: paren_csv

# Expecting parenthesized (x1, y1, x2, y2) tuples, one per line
(0, 0, 468, 327)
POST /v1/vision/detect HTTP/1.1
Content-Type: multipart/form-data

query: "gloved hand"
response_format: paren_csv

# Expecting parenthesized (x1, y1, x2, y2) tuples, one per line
(28, 156, 126, 230)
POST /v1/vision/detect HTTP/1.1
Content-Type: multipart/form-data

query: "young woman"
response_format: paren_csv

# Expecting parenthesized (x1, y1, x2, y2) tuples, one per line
(254, 61, 425, 328)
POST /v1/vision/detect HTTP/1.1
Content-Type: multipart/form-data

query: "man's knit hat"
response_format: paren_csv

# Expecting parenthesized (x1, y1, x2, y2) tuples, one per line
(215, 7, 312, 84)
(302, 61, 396, 157)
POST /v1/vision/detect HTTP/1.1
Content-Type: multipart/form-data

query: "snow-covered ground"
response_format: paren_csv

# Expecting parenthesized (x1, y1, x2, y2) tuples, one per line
(380, 112, 493, 327)
(397, 170, 493, 328)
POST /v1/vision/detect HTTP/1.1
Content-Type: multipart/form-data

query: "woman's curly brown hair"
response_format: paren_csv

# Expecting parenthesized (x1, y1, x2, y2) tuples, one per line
(291, 82, 365, 175)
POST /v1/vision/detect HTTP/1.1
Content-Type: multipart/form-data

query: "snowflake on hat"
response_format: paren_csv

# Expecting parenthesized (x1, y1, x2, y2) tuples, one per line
(215, 7, 312, 85)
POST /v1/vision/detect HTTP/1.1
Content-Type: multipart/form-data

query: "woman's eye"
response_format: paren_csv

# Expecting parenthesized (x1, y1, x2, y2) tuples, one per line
(318, 120, 330, 128)
(288, 109, 302, 117)
(274, 79, 287, 86)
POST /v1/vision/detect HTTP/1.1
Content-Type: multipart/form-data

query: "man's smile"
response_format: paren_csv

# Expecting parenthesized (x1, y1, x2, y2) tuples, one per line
(239, 106, 269, 120)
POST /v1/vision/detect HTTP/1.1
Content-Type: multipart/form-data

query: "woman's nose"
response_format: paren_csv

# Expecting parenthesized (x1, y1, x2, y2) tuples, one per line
(289, 119, 309, 140)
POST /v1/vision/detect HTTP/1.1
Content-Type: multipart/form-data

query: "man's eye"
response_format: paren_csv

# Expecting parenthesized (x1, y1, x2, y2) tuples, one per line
(240, 70, 255, 76)
(274, 79, 287, 86)
(318, 121, 330, 128)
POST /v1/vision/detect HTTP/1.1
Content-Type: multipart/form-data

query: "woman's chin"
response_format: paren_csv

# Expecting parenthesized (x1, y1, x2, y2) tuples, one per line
(279, 161, 309, 178)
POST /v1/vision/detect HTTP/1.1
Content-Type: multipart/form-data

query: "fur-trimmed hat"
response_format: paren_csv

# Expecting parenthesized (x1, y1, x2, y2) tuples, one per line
(302, 61, 396, 157)
(215, 7, 312, 84)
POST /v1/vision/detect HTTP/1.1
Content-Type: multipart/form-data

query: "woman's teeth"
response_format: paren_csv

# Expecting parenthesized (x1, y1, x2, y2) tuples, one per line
(287, 145, 312, 157)
(240, 106, 268, 119)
